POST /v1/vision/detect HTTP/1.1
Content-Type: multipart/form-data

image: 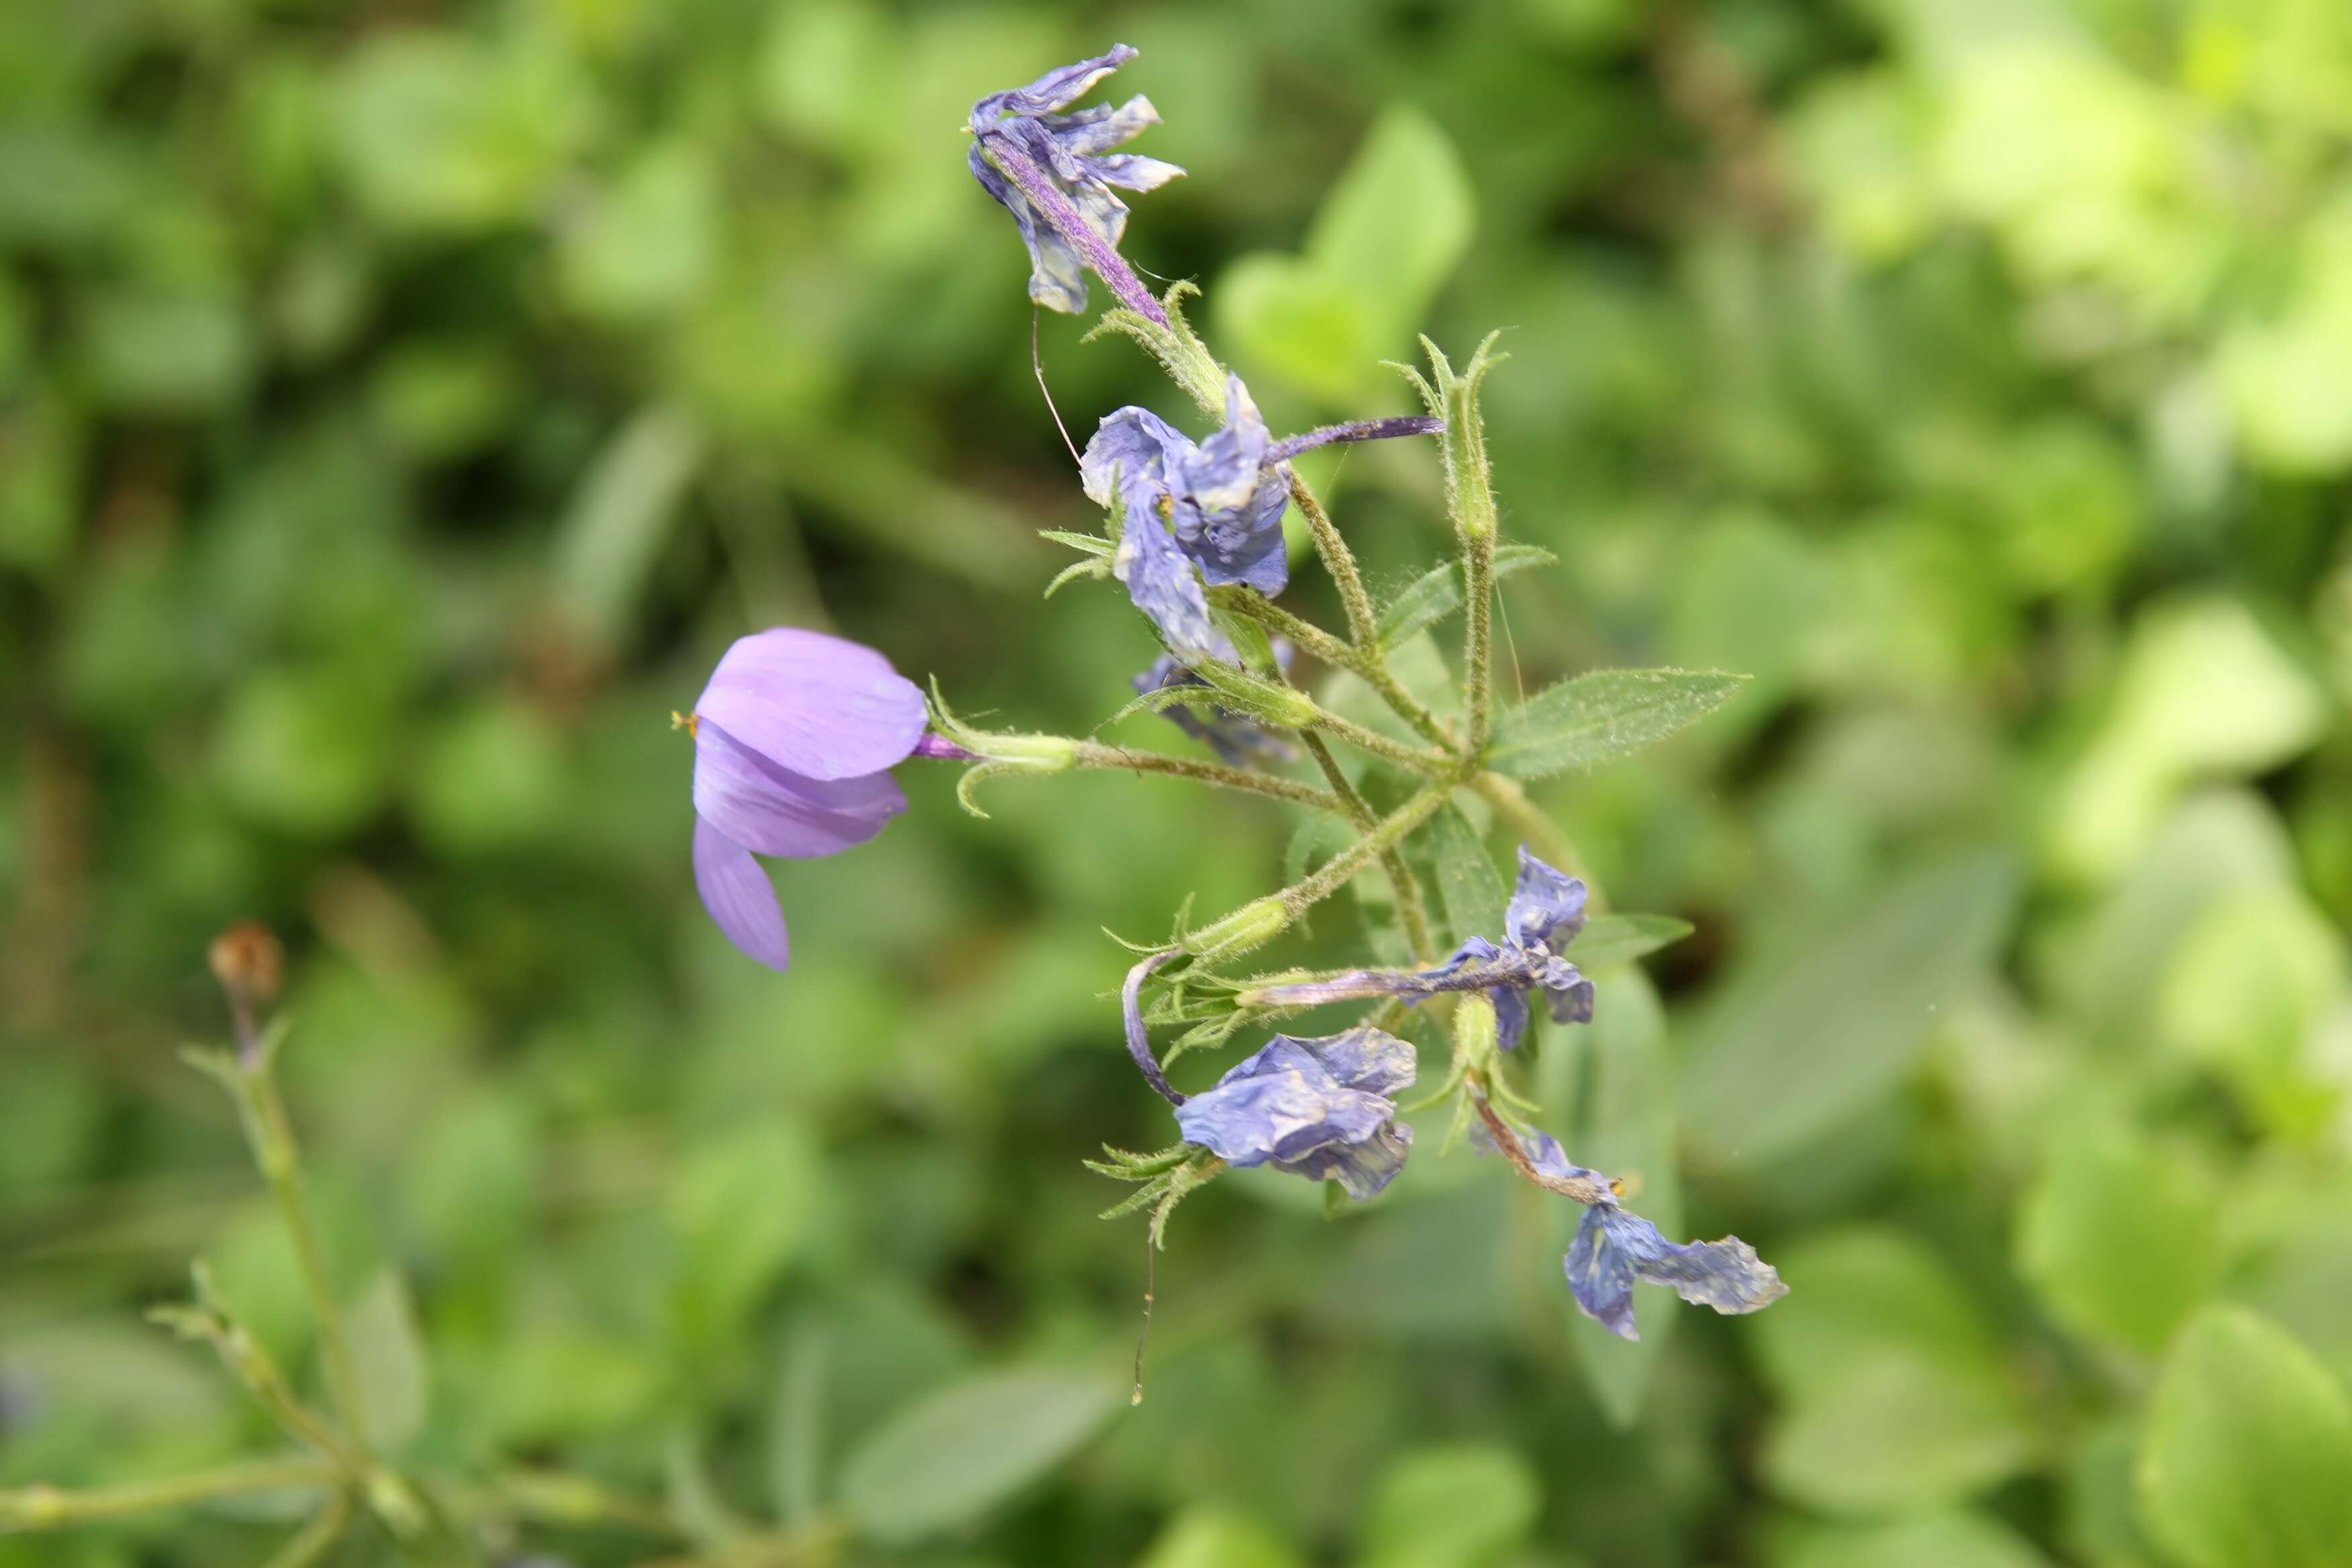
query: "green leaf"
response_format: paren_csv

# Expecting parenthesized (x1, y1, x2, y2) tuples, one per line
(552, 405, 707, 652)
(2155, 885, 2346, 1135)
(1375, 545, 1557, 651)
(1306, 105, 1475, 332)
(1680, 854, 2019, 1171)
(1485, 669, 1750, 779)
(1135, 1506, 1306, 1568)
(838, 1367, 1120, 1543)
(1359, 1442, 1539, 1568)
(1554, 969, 1681, 1426)
(346, 1269, 430, 1456)
(2015, 1126, 2221, 1356)
(666, 1117, 822, 1341)
(2137, 1307, 2352, 1568)
(1426, 804, 1506, 948)
(1755, 1229, 2033, 1517)
(1772, 1511, 2055, 1568)
(1567, 913, 1694, 971)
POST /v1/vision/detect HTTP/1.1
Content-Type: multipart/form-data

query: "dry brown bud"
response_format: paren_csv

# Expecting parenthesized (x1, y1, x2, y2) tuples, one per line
(207, 921, 285, 1008)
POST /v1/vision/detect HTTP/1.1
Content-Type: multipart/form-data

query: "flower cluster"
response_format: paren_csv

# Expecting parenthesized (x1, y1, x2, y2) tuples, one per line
(670, 44, 1783, 1356)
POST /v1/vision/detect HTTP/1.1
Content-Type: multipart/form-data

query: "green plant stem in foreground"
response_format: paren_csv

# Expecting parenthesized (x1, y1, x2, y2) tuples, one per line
(1462, 528, 1495, 758)
(0, 1459, 338, 1532)
(1212, 586, 1456, 754)
(1285, 784, 1449, 916)
(229, 1063, 371, 1454)
(1073, 741, 1344, 814)
(1299, 732, 1438, 963)
(1287, 469, 1381, 651)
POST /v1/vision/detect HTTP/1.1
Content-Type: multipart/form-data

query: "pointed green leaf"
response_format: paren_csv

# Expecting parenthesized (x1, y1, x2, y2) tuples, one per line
(1681, 854, 2019, 1171)
(1426, 804, 1506, 948)
(2137, 1307, 2352, 1568)
(838, 1367, 1120, 1543)
(1567, 913, 1694, 971)
(346, 1269, 430, 1456)
(1375, 545, 1557, 651)
(1485, 669, 1749, 779)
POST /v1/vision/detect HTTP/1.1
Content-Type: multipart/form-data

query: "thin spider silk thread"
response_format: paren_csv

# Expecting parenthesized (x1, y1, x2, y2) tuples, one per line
(1032, 305, 1081, 469)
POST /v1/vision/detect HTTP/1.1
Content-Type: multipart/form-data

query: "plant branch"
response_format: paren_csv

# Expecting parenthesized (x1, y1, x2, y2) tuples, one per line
(1072, 740, 1342, 814)
(1210, 587, 1457, 752)
(1463, 528, 1495, 758)
(1470, 1093, 1618, 1206)
(1286, 471, 1381, 652)
(1284, 784, 1449, 915)
(0, 1458, 337, 1532)
(1298, 733, 1436, 963)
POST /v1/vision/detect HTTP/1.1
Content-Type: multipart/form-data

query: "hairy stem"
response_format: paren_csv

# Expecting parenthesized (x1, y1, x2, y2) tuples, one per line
(1463, 528, 1495, 758)
(1283, 785, 1448, 914)
(1287, 471, 1381, 652)
(974, 134, 1166, 325)
(234, 1065, 369, 1451)
(1297, 733, 1436, 963)
(1306, 707, 1451, 778)
(1471, 1093, 1618, 1206)
(0, 1458, 338, 1532)
(1073, 740, 1342, 814)
(1210, 587, 1456, 753)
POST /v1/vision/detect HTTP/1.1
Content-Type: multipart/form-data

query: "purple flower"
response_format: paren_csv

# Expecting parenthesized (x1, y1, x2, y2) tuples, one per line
(1133, 649, 1296, 768)
(686, 628, 927, 972)
(1475, 1125, 1787, 1340)
(1245, 846, 1595, 1050)
(1175, 1027, 1417, 1200)
(967, 46, 1182, 321)
(1083, 377, 1442, 664)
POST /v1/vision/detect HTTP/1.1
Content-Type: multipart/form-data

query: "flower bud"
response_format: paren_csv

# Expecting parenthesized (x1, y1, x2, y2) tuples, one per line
(1183, 896, 1290, 963)
(207, 922, 284, 1009)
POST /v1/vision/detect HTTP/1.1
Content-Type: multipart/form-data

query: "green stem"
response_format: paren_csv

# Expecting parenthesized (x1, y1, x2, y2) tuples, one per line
(237, 1065, 370, 1452)
(1283, 785, 1448, 915)
(1073, 741, 1342, 814)
(1306, 707, 1451, 778)
(259, 1489, 353, 1568)
(1463, 528, 1495, 758)
(1297, 733, 1437, 963)
(1287, 471, 1380, 652)
(455, 1472, 685, 1538)
(1210, 586, 1457, 752)
(0, 1458, 338, 1532)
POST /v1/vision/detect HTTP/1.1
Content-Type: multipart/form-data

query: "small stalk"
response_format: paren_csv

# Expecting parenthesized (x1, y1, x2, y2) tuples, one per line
(1297, 733, 1437, 964)
(1072, 740, 1342, 814)
(1463, 526, 1496, 758)
(1470, 1093, 1618, 1206)
(1210, 587, 1457, 753)
(1281, 784, 1448, 915)
(0, 1459, 338, 1532)
(1286, 471, 1381, 652)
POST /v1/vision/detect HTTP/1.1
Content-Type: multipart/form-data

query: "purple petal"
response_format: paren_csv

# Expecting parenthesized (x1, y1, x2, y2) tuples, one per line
(1565, 1204, 1787, 1340)
(1295, 1025, 1418, 1097)
(1081, 406, 1187, 509)
(1506, 845, 1588, 950)
(1113, 491, 1234, 664)
(693, 818, 790, 972)
(693, 720, 905, 859)
(693, 628, 926, 783)
(1493, 985, 1532, 1052)
(1277, 1120, 1412, 1200)
(968, 46, 1138, 126)
(1175, 1030, 1412, 1169)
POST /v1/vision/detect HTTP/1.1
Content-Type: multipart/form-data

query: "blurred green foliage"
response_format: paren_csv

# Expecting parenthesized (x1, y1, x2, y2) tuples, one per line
(5, 0, 2352, 1563)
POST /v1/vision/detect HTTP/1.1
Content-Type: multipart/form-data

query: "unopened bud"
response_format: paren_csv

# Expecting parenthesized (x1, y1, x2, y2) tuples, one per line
(207, 922, 284, 1008)
(1183, 897, 1290, 963)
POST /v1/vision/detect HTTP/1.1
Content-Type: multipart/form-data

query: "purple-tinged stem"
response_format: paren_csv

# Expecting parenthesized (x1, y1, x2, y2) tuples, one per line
(912, 733, 976, 761)
(977, 132, 1169, 326)
(1122, 950, 1187, 1106)
(1267, 415, 1445, 464)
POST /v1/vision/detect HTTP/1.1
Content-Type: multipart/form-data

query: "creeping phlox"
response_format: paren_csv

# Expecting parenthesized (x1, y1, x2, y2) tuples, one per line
(677, 47, 1783, 1344)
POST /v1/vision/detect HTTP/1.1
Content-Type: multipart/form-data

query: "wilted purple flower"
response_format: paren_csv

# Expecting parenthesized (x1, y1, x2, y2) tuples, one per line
(1175, 1028, 1417, 1200)
(1085, 377, 1442, 664)
(1477, 1125, 1786, 1340)
(1246, 846, 1595, 1051)
(967, 46, 1181, 322)
(685, 628, 928, 972)
(1133, 648, 1295, 767)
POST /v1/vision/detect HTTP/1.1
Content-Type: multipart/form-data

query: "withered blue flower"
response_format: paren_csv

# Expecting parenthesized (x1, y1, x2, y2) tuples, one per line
(1479, 1124, 1787, 1340)
(1175, 1027, 1417, 1200)
(1133, 649, 1296, 767)
(967, 46, 1182, 320)
(1246, 845, 1595, 1050)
